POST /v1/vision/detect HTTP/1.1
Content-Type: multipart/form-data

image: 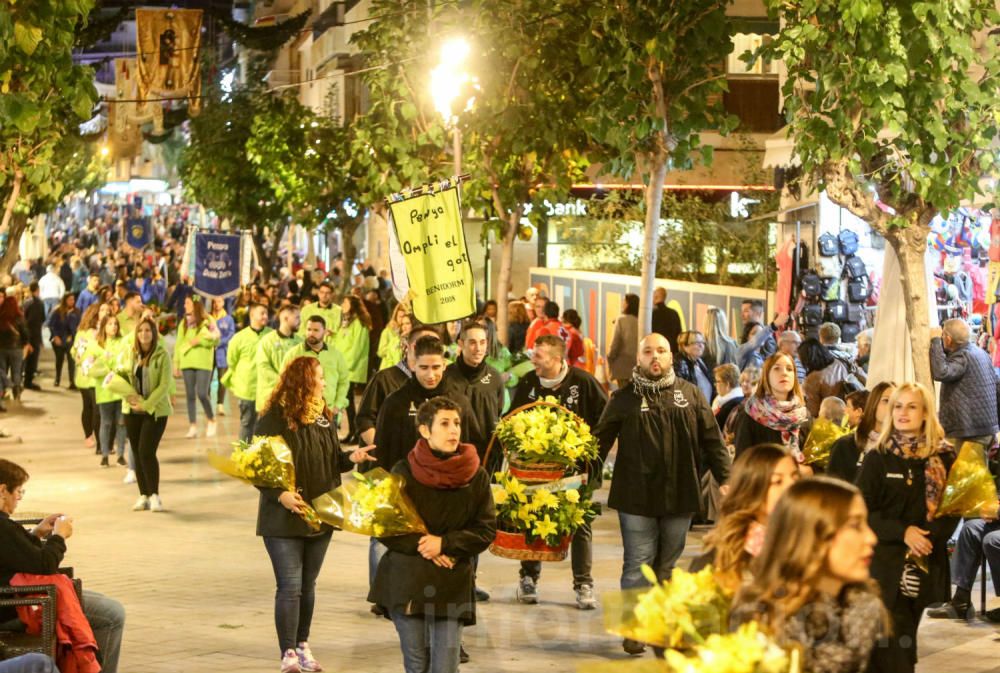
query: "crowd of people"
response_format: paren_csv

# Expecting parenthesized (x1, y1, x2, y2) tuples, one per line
(0, 215, 998, 673)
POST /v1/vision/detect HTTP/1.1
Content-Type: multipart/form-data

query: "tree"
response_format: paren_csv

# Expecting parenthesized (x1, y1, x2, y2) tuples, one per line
(572, 1, 738, 334)
(0, 0, 99, 272)
(762, 0, 999, 386)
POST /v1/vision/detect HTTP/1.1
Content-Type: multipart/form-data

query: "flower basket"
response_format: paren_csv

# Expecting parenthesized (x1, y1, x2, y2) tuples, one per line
(490, 529, 571, 562)
(507, 454, 567, 484)
(484, 398, 599, 470)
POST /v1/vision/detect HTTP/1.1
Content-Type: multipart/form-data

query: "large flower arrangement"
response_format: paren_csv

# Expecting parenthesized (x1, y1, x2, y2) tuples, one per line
(603, 565, 731, 650)
(494, 396, 598, 465)
(312, 468, 427, 537)
(492, 472, 597, 547)
(662, 622, 796, 673)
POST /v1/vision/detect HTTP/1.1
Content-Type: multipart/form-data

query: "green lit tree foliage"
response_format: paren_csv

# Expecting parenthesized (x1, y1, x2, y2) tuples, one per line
(762, 0, 999, 386)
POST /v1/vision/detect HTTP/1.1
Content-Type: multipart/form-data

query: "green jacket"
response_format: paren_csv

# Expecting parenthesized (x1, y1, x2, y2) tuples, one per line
(173, 318, 219, 371)
(123, 344, 175, 418)
(298, 303, 342, 342)
(88, 336, 129, 404)
(377, 327, 402, 370)
(254, 329, 303, 411)
(281, 342, 350, 411)
(333, 318, 370, 385)
(117, 312, 139, 336)
(72, 328, 97, 389)
(223, 325, 272, 401)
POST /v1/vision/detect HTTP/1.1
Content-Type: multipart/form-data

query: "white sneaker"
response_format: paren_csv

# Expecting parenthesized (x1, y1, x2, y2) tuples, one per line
(123, 469, 136, 484)
(296, 642, 322, 672)
(149, 494, 163, 512)
(206, 421, 217, 438)
(216, 404, 226, 416)
(281, 649, 301, 673)
(132, 495, 149, 511)
(185, 424, 198, 438)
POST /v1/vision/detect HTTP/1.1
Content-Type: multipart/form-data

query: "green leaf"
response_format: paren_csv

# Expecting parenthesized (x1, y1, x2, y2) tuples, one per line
(13, 22, 43, 56)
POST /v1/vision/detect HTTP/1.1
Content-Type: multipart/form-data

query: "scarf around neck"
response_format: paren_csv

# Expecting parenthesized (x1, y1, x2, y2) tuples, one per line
(712, 387, 743, 414)
(884, 431, 950, 520)
(745, 394, 809, 460)
(538, 361, 570, 389)
(631, 365, 676, 401)
(408, 438, 480, 489)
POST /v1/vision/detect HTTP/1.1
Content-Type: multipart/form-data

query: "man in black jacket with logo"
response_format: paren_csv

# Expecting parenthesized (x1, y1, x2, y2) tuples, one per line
(594, 333, 730, 655)
(510, 334, 607, 610)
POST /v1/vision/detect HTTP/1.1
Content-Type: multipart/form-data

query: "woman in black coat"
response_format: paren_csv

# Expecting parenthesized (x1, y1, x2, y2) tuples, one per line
(828, 381, 895, 483)
(856, 383, 958, 673)
(370, 396, 496, 673)
(255, 356, 375, 673)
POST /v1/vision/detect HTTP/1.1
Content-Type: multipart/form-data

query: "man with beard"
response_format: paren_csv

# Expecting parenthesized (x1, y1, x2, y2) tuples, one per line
(511, 334, 607, 609)
(224, 303, 272, 442)
(594, 333, 730, 655)
(298, 282, 341, 342)
(254, 304, 302, 412)
(281, 315, 350, 417)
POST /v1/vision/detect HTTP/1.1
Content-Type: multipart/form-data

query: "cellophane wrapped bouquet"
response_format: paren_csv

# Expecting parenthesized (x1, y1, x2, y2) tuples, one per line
(494, 396, 599, 465)
(801, 417, 851, 468)
(602, 565, 731, 650)
(491, 473, 598, 546)
(312, 468, 427, 537)
(208, 436, 321, 530)
(936, 440, 1000, 519)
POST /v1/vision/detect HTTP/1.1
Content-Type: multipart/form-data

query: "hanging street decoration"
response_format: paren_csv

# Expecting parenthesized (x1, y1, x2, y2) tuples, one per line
(135, 8, 204, 114)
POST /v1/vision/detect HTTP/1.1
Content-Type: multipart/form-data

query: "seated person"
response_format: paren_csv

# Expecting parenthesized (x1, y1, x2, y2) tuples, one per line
(0, 459, 126, 673)
(0, 654, 56, 673)
(928, 515, 1000, 623)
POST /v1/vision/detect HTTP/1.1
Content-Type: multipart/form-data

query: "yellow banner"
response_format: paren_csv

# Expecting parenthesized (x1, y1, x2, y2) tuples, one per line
(135, 8, 203, 113)
(388, 186, 476, 324)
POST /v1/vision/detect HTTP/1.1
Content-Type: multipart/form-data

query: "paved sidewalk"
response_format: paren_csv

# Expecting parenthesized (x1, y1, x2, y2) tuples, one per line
(1, 352, 997, 672)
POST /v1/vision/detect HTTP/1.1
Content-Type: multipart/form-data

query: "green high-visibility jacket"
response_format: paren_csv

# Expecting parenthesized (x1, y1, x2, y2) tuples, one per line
(281, 342, 350, 411)
(122, 344, 175, 419)
(72, 328, 98, 389)
(297, 303, 342, 342)
(173, 318, 219, 371)
(87, 336, 129, 405)
(223, 325, 273, 402)
(332, 318, 369, 385)
(254, 329, 303, 411)
(377, 327, 402, 371)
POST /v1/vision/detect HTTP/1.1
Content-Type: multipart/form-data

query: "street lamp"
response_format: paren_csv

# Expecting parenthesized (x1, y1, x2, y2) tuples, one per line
(430, 37, 472, 177)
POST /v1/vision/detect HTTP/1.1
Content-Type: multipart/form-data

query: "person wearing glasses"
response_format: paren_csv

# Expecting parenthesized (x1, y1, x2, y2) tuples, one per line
(674, 331, 715, 404)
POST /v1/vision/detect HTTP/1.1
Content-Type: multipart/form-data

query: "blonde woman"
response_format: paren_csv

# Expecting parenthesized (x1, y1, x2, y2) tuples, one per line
(377, 304, 412, 371)
(704, 307, 738, 367)
(856, 383, 957, 673)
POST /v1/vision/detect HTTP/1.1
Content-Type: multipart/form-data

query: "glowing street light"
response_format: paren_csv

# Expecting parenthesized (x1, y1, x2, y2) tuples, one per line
(430, 37, 473, 176)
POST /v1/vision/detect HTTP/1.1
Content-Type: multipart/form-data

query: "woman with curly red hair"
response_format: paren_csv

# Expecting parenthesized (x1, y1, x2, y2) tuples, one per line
(254, 356, 375, 673)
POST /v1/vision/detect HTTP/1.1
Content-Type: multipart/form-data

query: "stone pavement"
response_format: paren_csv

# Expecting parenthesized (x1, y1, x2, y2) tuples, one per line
(2, 349, 998, 673)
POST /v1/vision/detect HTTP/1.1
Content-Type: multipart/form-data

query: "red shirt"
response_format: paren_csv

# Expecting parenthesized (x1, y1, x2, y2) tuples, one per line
(525, 318, 562, 350)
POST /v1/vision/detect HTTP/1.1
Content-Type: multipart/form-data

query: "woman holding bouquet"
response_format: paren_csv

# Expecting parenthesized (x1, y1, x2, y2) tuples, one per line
(174, 295, 220, 439)
(370, 396, 496, 673)
(733, 477, 886, 673)
(856, 383, 958, 673)
(122, 317, 173, 513)
(254, 356, 375, 673)
(90, 315, 128, 468)
(332, 295, 371, 444)
(73, 303, 106, 449)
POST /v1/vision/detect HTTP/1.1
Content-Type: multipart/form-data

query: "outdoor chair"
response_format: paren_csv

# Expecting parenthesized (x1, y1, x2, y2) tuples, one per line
(0, 568, 81, 662)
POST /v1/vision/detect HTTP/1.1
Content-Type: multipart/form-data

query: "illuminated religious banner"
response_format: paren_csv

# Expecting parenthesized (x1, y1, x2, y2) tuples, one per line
(182, 229, 257, 299)
(387, 183, 476, 324)
(124, 216, 151, 249)
(135, 9, 203, 113)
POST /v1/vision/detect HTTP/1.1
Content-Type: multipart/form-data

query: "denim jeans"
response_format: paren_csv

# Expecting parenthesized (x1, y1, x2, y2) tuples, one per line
(369, 536, 388, 587)
(98, 401, 127, 458)
(83, 589, 126, 673)
(520, 519, 593, 589)
(181, 368, 214, 423)
(951, 518, 1000, 595)
(0, 348, 23, 396)
(617, 511, 694, 589)
(237, 397, 257, 443)
(42, 297, 59, 318)
(0, 654, 56, 673)
(390, 610, 463, 673)
(263, 532, 333, 654)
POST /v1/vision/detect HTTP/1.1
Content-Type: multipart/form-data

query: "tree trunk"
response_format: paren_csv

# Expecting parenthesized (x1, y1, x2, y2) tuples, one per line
(0, 172, 23, 236)
(340, 220, 358, 277)
(495, 213, 519, 347)
(639, 152, 669, 336)
(0, 212, 30, 278)
(306, 227, 316, 267)
(889, 225, 933, 388)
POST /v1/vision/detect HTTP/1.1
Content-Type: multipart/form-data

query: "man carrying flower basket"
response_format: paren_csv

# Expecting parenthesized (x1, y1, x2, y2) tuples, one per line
(594, 333, 730, 655)
(510, 334, 607, 609)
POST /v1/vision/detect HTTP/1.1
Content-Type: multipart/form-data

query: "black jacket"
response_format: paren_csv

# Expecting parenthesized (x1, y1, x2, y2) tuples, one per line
(730, 405, 812, 458)
(511, 367, 607, 429)
(442, 359, 505, 460)
(23, 298, 44, 344)
(595, 379, 730, 516)
(855, 449, 958, 609)
(827, 433, 865, 483)
(254, 407, 356, 538)
(674, 354, 715, 402)
(0, 512, 67, 621)
(369, 459, 496, 625)
(651, 302, 682, 354)
(0, 317, 29, 350)
(373, 378, 477, 474)
(357, 364, 410, 437)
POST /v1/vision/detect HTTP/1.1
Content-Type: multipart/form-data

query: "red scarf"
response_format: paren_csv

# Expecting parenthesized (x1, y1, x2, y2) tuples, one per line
(408, 438, 480, 489)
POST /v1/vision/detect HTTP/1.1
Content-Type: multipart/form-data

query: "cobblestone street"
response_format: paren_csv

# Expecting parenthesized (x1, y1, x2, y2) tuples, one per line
(2, 351, 998, 672)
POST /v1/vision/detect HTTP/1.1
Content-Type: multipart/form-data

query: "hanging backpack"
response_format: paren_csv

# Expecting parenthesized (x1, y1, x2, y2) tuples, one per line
(844, 255, 867, 280)
(839, 229, 860, 256)
(800, 302, 824, 326)
(848, 277, 870, 303)
(800, 271, 822, 299)
(818, 232, 839, 257)
(841, 323, 862, 343)
(822, 277, 841, 301)
(847, 303, 865, 324)
(825, 300, 848, 323)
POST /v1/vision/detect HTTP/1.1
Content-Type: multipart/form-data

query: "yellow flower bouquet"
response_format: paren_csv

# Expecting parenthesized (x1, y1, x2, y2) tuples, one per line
(661, 622, 797, 673)
(103, 371, 139, 400)
(602, 565, 731, 650)
(491, 472, 597, 549)
(208, 435, 321, 530)
(312, 468, 428, 537)
(492, 396, 599, 467)
(801, 417, 851, 467)
(936, 440, 1000, 519)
